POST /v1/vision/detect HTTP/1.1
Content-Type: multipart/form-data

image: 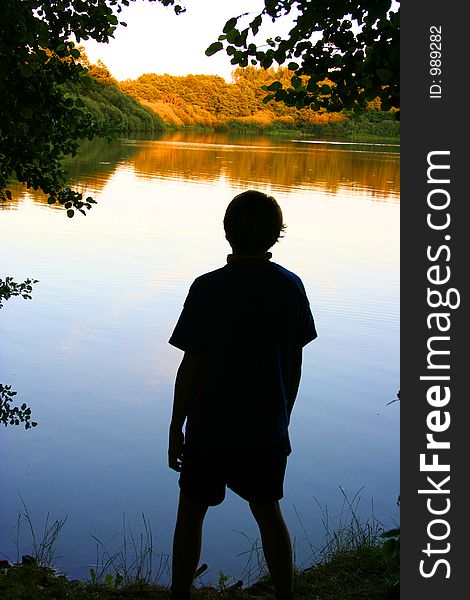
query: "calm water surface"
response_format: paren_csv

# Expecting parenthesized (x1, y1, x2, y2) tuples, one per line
(0, 132, 399, 585)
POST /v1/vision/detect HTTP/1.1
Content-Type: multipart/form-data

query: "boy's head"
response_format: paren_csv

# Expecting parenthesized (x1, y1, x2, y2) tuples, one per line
(223, 190, 286, 255)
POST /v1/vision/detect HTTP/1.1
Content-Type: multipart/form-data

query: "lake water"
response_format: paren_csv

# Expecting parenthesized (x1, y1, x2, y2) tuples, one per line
(0, 132, 400, 586)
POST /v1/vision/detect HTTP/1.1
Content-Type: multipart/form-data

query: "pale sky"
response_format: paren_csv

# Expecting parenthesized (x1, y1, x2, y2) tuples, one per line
(81, 0, 296, 82)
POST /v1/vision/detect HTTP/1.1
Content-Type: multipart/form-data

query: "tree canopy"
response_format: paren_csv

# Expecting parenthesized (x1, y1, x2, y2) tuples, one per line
(120, 68, 399, 138)
(207, 0, 399, 115)
(1, 0, 399, 211)
(0, 0, 182, 214)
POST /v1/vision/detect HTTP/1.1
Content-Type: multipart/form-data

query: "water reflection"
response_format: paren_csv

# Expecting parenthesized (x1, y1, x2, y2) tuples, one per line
(2, 133, 399, 214)
(132, 135, 399, 200)
(0, 132, 399, 583)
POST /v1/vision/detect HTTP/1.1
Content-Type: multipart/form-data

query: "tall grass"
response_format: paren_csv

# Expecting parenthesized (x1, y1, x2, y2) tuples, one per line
(233, 530, 267, 587)
(292, 486, 388, 571)
(288, 487, 399, 599)
(9, 499, 169, 590)
(5, 489, 398, 598)
(89, 513, 169, 589)
(315, 487, 385, 561)
(14, 494, 67, 567)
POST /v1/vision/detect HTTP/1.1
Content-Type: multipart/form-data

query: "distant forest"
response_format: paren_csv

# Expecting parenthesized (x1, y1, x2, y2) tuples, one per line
(70, 53, 400, 139)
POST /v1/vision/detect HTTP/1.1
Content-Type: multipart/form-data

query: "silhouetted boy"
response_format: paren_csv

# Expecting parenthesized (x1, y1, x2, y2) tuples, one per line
(168, 190, 317, 600)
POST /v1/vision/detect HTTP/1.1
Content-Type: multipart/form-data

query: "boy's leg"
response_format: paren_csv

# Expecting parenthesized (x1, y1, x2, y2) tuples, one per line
(171, 491, 209, 598)
(249, 500, 293, 598)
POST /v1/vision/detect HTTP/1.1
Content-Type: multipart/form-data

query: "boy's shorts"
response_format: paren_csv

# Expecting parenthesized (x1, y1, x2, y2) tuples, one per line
(179, 439, 290, 506)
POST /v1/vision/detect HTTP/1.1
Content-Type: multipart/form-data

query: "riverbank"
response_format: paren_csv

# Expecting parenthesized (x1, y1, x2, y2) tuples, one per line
(1, 502, 400, 600)
(0, 544, 399, 599)
(150, 111, 400, 143)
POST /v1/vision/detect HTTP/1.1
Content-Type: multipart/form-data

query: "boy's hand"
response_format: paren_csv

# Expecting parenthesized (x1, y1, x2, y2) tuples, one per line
(168, 426, 184, 471)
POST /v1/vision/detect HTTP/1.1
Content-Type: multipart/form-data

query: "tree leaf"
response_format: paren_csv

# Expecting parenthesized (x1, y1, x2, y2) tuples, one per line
(377, 68, 392, 82)
(261, 56, 273, 69)
(19, 63, 33, 77)
(223, 18, 238, 34)
(291, 76, 302, 90)
(250, 14, 262, 36)
(205, 42, 223, 57)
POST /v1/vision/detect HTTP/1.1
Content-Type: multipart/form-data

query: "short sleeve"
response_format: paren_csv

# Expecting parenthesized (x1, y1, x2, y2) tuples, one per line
(294, 278, 318, 347)
(298, 299, 317, 347)
(169, 279, 208, 353)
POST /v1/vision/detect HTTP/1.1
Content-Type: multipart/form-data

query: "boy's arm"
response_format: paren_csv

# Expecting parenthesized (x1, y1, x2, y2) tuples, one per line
(287, 347, 303, 422)
(168, 352, 204, 472)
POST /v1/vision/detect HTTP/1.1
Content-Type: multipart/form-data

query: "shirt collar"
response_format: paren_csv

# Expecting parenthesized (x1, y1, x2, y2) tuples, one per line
(226, 252, 272, 265)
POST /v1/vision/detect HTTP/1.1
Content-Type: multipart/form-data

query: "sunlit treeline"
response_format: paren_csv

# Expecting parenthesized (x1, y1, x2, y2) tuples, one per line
(68, 51, 399, 137)
(119, 67, 399, 138)
(65, 58, 166, 134)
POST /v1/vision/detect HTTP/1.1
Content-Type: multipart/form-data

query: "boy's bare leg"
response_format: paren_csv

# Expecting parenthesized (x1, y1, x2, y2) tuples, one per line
(171, 492, 208, 597)
(249, 500, 293, 597)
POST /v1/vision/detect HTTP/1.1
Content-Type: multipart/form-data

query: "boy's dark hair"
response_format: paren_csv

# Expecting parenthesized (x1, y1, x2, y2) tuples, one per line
(224, 190, 286, 254)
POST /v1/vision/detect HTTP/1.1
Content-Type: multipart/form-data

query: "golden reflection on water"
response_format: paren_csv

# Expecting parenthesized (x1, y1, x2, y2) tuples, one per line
(2, 133, 399, 213)
(132, 139, 399, 200)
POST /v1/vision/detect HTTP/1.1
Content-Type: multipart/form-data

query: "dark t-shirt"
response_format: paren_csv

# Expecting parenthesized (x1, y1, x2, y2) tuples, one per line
(169, 259, 317, 449)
